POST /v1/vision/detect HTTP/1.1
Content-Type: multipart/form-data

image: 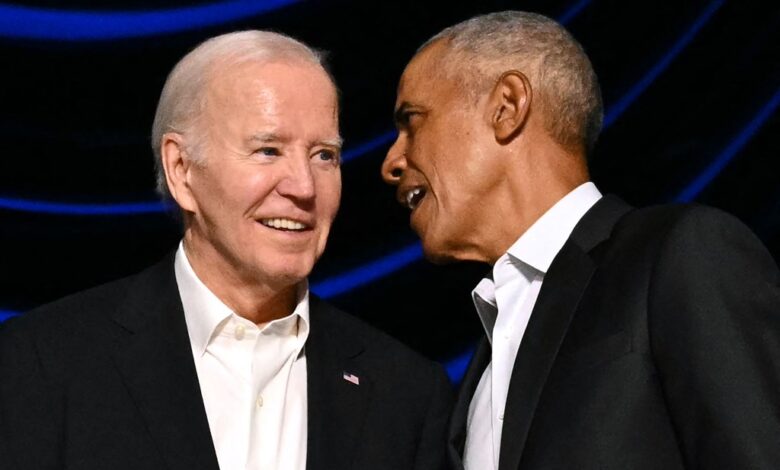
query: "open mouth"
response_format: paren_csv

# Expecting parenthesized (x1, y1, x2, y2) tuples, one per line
(259, 218, 311, 232)
(404, 187, 427, 210)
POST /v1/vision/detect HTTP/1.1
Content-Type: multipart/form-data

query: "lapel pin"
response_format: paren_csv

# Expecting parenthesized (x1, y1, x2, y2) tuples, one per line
(342, 371, 360, 386)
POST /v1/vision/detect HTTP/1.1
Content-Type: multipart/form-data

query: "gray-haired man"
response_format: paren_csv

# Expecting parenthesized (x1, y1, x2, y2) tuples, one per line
(382, 11, 780, 470)
(0, 31, 451, 470)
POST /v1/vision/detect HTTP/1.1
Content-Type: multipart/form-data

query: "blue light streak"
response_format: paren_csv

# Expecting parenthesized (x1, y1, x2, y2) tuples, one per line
(674, 85, 780, 202)
(558, 0, 593, 26)
(603, 0, 725, 128)
(0, 310, 19, 323)
(443, 346, 476, 384)
(0, 0, 301, 41)
(341, 131, 397, 164)
(0, 197, 173, 216)
(311, 242, 423, 299)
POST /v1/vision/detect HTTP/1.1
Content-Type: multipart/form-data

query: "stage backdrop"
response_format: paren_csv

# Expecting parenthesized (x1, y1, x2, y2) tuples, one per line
(1, 0, 778, 381)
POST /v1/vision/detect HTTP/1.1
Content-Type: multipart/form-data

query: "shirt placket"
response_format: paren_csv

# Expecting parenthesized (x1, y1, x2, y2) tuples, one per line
(491, 267, 531, 466)
(247, 321, 299, 469)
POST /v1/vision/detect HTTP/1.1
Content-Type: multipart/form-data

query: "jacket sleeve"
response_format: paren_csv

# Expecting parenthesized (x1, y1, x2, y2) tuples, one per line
(0, 317, 63, 470)
(648, 206, 780, 468)
(413, 361, 454, 470)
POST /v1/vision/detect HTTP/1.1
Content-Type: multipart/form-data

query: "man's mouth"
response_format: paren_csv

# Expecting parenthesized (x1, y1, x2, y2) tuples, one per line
(404, 187, 427, 210)
(259, 218, 311, 231)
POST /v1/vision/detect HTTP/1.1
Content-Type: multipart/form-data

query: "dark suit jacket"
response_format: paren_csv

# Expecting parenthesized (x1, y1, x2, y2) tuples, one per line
(448, 196, 780, 469)
(0, 254, 452, 470)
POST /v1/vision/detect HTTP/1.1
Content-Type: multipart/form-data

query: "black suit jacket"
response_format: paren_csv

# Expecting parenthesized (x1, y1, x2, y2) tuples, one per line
(0, 254, 452, 470)
(449, 196, 780, 469)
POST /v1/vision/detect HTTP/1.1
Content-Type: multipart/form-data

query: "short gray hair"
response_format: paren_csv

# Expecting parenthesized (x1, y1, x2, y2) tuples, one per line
(422, 11, 602, 153)
(151, 30, 331, 200)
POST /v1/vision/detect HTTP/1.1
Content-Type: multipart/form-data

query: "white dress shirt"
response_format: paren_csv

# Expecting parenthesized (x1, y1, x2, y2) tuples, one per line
(463, 182, 602, 470)
(174, 243, 309, 470)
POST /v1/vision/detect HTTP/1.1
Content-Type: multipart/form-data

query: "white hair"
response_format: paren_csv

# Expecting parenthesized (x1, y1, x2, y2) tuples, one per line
(151, 30, 331, 199)
(422, 11, 603, 153)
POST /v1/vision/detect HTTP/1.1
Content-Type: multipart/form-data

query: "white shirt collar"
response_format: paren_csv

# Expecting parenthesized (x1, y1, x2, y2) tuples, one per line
(505, 181, 602, 274)
(174, 242, 310, 357)
(471, 182, 602, 337)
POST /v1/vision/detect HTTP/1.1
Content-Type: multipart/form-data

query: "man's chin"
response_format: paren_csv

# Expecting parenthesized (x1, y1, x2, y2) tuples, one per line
(247, 255, 315, 290)
(419, 234, 492, 265)
(265, 264, 312, 284)
(420, 238, 460, 265)
(413, 208, 467, 260)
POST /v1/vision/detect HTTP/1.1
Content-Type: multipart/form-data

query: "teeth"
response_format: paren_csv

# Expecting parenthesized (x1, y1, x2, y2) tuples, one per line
(406, 188, 424, 209)
(261, 218, 308, 231)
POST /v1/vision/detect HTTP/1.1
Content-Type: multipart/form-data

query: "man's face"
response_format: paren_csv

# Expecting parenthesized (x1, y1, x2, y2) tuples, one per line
(185, 60, 341, 288)
(381, 43, 509, 263)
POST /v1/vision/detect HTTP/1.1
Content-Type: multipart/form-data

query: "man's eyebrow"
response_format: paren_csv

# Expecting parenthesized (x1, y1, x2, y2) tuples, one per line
(249, 133, 343, 149)
(319, 137, 344, 149)
(248, 132, 285, 143)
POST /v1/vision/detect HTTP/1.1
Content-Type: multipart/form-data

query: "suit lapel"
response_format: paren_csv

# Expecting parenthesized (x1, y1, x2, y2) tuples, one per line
(110, 256, 220, 470)
(306, 297, 371, 470)
(498, 242, 596, 470)
(447, 338, 491, 470)
(498, 195, 632, 470)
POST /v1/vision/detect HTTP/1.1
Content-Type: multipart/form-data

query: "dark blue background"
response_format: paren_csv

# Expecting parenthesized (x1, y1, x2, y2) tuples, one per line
(0, 0, 778, 381)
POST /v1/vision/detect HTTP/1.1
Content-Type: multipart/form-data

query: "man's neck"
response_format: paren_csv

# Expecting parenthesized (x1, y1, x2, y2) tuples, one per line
(487, 146, 589, 264)
(181, 238, 299, 325)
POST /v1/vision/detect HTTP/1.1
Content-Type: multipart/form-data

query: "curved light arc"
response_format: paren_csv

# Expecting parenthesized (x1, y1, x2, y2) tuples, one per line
(603, 0, 725, 127)
(0, 0, 301, 41)
(674, 85, 780, 202)
(0, 310, 19, 323)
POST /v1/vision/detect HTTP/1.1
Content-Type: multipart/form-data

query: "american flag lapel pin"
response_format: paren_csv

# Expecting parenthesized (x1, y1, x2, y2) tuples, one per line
(342, 371, 360, 386)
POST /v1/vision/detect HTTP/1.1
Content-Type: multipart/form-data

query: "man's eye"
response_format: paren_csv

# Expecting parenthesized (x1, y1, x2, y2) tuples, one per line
(256, 147, 280, 157)
(399, 112, 422, 132)
(315, 149, 339, 163)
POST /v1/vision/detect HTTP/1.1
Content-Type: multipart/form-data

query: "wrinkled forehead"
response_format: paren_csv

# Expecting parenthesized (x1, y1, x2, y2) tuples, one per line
(206, 58, 338, 110)
(399, 40, 448, 93)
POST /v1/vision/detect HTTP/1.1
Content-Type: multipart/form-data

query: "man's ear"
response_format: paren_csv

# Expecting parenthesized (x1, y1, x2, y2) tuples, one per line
(160, 132, 198, 213)
(487, 70, 532, 142)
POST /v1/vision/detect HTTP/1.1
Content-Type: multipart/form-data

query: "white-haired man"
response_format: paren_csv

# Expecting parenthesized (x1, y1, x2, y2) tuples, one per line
(0, 31, 452, 470)
(382, 11, 780, 470)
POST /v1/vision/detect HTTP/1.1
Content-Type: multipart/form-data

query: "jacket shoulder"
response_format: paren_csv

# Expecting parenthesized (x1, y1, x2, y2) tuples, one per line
(617, 203, 745, 235)
(0, 257, 168, 346)
(602, 202, 758, 254)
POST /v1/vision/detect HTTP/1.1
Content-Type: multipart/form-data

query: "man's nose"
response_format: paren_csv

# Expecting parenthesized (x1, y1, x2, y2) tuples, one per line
(278, 155, 316, 200)
(381, 137, 407, 185)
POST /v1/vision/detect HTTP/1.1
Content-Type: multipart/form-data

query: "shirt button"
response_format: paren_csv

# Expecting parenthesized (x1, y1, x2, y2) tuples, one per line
(256, 395, 264, 408)
(498, 412, 504, 420)
(235, 324, 246, 340)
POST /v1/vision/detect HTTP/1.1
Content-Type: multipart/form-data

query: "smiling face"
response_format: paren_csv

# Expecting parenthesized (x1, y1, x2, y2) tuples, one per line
(381, 42, 512, 263)
(179, 60, 341, 292)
